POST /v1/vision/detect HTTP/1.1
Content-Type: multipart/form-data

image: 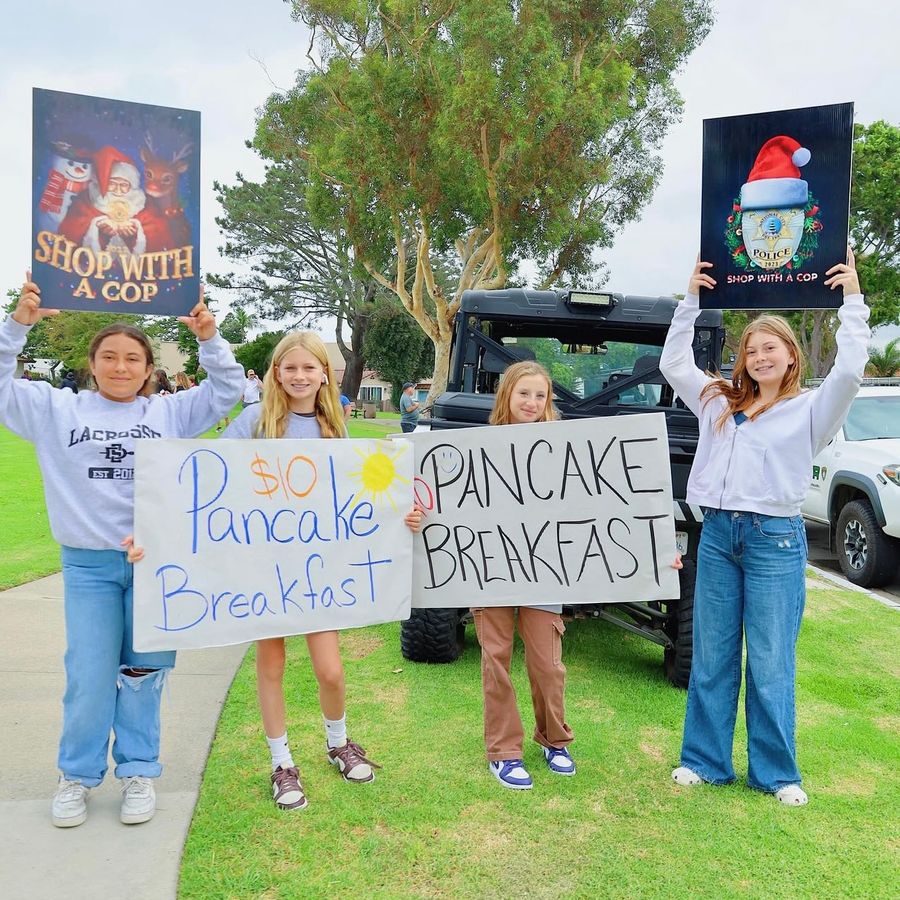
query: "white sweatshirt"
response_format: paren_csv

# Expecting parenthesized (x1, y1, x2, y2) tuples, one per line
(659, 293, 870, 517)
(0, 316, 244, 550)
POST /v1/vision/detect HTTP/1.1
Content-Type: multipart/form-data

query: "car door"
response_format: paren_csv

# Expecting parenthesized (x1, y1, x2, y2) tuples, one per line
(805, 428, 843, 521)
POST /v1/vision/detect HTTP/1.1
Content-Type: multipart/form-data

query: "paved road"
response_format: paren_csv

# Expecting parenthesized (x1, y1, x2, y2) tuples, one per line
(804, 520, 900, 606)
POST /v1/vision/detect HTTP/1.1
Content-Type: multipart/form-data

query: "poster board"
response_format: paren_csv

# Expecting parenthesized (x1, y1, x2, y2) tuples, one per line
(699, 102, 854, 310)
(32, 88, 201, 316)
(133, 439, 413, 651)
(409, 415, 681, 608)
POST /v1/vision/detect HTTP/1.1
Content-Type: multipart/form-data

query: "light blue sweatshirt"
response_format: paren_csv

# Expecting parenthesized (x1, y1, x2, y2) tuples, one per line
(659, 292, 870, 517)
(0, 315, 244, 550)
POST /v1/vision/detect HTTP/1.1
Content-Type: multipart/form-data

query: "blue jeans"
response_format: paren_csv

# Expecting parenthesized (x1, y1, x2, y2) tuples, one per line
(58, 547, 176, 786)
(680, 509, 807, 792)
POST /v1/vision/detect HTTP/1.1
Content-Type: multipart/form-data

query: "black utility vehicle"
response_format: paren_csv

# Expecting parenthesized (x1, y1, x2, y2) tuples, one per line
(400, 287, 726, 687)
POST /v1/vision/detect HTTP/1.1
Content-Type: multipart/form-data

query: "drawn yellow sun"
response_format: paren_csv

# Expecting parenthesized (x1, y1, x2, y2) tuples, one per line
(349, 442, 410, 509)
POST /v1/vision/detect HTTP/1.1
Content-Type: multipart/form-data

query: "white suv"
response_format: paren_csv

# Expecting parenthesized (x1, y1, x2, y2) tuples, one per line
(802, 384, 900, 587)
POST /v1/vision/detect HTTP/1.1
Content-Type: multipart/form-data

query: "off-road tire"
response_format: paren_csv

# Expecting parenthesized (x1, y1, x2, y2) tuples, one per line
(664, 559, 696, 689)
(836, 499, 899, 588)
(400, 608, 466, 663)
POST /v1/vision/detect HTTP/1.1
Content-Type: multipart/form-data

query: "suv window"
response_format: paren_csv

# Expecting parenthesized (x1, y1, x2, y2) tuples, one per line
(844, 396, 900, 440)
(502, 337, 664, 407)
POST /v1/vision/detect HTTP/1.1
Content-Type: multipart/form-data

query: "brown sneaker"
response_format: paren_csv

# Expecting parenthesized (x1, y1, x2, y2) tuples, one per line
(327, 740, 381, 783)
(271, 766, 308, 810)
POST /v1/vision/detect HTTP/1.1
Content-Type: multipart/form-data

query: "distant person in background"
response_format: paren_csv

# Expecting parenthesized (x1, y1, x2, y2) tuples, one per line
(340, 393, 352, 422)
(242, 369, 262, 408)
(59, 370, 78, 393)
(399, 382, 420, 433)
(174, 371, 192, 392)
(153, 370, 173, 396)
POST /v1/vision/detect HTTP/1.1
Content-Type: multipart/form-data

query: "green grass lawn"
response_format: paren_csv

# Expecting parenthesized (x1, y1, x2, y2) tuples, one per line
(0, 425, 58, 589)
(180, 588, 898, 899)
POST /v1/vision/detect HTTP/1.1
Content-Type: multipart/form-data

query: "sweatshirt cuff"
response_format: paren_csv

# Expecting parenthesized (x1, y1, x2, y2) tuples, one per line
(2, 315, 33, 342)
(841, 292, 865, 307)
(682, 293, 700, 307)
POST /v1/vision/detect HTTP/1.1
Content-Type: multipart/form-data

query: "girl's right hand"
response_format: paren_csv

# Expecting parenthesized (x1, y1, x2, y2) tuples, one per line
(688, 258, 716, 296)
(12, 272, 59, 326)
(121, 535, 145, 564)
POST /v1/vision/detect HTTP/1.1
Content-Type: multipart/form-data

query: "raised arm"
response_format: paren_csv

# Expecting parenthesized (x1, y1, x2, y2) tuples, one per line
(170, 290, 244, 435)
(809, 252, 870, 452)
(659, 260, 717, 419)
(0, 274, 60, 440)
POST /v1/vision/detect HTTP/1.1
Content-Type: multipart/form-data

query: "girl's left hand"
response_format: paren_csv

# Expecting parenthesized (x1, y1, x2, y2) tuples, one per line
(404, 505, 424, 533)
(672, 552, 683, 570)
(177, 285, 217, 341)
(121, 535, 145, 563)
(824, 247, 861, 296)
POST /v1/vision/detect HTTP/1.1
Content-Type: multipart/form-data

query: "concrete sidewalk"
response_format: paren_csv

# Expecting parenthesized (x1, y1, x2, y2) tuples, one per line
(0, 572, 246, 900)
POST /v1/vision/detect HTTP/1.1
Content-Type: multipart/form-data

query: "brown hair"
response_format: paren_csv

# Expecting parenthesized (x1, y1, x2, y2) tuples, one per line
(174, 371, 192, 390)
(255, 332, 345, 439)
(489, 360, 560, 426)
(88, 323, 155, 394)
(700, 315, 805, 431)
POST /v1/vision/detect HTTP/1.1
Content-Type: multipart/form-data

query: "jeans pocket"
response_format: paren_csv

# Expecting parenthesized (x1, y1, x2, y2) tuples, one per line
(756, 515, 795, 539)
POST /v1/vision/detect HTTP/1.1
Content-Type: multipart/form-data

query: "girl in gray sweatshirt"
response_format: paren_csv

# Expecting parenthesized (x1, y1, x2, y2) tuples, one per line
(660, 253, 869, 807)
(0, 276, 243, 828)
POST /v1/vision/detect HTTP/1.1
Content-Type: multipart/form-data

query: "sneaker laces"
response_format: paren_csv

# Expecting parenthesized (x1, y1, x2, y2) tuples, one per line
(57, 779, 87, 802)
(334, 740, 382, 771)
(121, 776, 152, 799)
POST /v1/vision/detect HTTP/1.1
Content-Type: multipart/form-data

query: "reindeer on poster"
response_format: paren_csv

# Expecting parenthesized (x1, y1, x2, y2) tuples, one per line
(140, 134, 193, 248)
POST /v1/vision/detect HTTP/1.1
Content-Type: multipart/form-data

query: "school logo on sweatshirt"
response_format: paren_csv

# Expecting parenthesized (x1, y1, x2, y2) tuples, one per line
(66, 422, 161, 481)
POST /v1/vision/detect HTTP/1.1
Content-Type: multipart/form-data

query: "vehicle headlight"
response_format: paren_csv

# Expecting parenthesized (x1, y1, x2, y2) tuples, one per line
(884, 465, 900, 486)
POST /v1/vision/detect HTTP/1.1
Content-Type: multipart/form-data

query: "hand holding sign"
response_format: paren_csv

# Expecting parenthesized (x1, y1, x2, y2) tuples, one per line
(12, 271, 60, 326)
(824, 247, 861, 296)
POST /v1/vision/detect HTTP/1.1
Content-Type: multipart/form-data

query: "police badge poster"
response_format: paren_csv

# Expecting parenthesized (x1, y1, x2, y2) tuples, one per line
(32, 87, 201, 316)
(132, 439, 414, 651)
(699, 102, 853, 311)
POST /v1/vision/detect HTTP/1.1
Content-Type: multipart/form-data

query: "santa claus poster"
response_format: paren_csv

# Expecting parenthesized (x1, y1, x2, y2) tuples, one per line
(699, 102, 854, 310)
(31, 88, 200, 316)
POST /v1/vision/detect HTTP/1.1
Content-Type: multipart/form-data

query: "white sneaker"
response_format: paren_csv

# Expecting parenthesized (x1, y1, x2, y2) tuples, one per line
(120, 776, 156, 824)
(775, 784, 808, 806)
(52, 777, 90, 828)
(671, 766, 704, 786)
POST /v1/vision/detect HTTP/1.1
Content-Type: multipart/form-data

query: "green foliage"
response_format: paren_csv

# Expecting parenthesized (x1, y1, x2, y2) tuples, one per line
(218, 310, 251, 344)
(851, 121, 900, 329)
(40, 311, 146, 373)
(256, 1, 713, 393)
(362, 298, 434, 395)
(233, 331, 286, 377)
(5, 288, 54, 361)
(866, 337, 900, 376)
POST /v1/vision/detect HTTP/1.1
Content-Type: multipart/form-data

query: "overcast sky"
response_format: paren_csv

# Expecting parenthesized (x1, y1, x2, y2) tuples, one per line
(2, 1, 898, 342)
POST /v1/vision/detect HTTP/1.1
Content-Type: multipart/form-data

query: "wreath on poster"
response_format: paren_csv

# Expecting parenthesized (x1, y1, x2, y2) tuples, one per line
(724, 194, 823, 273)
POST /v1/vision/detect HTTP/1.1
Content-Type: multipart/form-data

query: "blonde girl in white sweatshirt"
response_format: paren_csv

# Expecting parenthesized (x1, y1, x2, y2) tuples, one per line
(659, 252, 869, 806)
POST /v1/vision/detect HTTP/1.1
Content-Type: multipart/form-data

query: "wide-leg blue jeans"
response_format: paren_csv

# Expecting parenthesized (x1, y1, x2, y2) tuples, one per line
(680, 508, 807, 792)
(58, 547, 176, 786)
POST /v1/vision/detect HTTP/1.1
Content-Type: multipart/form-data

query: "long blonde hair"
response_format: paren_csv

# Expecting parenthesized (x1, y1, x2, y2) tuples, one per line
(489, 360, 560, 425)
(701, 315, 805, 431)
(255, 332, 345, 439)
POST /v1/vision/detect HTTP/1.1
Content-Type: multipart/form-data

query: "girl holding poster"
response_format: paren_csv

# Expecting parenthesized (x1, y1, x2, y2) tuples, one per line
(660, 253, 869, 806)
(0, 275, 243, 828)
(222, 332, 421, 811)
(474, 361, 576, 790)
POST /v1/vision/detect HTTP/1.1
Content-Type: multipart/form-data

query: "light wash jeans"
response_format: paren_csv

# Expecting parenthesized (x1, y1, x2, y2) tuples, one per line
(680, 508, 807, 792)
(58, 547, 176, 786)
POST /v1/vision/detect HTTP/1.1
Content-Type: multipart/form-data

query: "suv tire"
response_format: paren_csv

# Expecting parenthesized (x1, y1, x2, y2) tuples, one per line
(400, 608, 466, 663)
(836, 499, 899, 588)
(664, 559, 696, 689)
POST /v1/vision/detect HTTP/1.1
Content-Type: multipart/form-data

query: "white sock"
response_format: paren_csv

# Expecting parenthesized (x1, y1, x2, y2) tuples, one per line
(324, 715, 347, 749)
(266, 733, 294, 772)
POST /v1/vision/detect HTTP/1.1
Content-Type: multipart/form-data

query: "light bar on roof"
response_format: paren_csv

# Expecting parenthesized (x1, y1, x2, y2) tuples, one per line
(567, 291, 614, 308)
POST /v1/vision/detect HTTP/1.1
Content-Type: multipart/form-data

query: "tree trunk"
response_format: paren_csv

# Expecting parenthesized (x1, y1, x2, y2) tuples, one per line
(424, 333, 453, 410)
(340, 319, 367, 400)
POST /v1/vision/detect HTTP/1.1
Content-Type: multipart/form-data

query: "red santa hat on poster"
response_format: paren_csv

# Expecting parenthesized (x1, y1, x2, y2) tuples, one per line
(739, 136, 811, 210)
(93, 145, 142, 195)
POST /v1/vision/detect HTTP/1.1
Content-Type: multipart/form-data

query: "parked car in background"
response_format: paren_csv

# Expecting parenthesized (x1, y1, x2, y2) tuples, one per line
(802, 382, 900, 587)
